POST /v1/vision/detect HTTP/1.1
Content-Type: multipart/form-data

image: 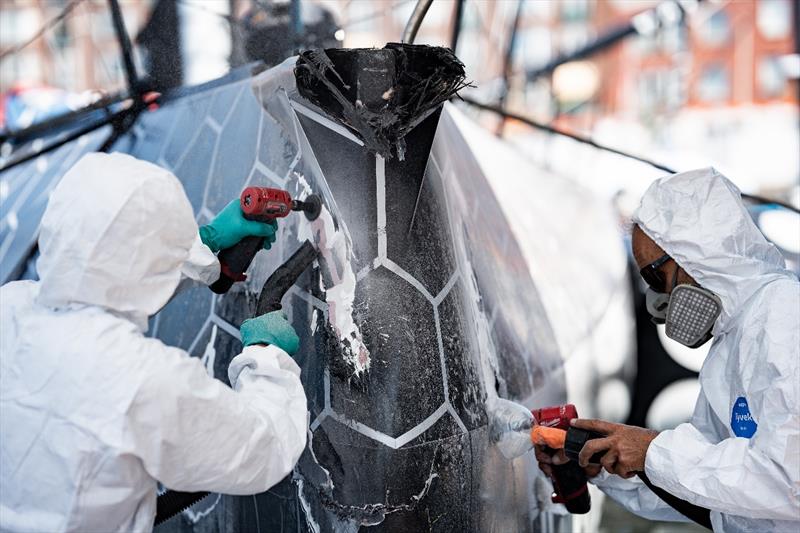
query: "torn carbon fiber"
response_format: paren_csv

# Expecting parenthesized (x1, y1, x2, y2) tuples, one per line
(294, 43, 469, 160)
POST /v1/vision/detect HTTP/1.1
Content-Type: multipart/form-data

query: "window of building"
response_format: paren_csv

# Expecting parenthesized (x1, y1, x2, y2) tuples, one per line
(52, 18, 72, 50)
(524, 0, 552, 21)
(697, 64, 730, 103)
(559, 24, 590, 55)
(758, 55, 788, 98)
(636, 23, 688, 55)
(92, 10, 116, 41)
(638, 71, 658, 112)
(666, 68, 687, 110)
(637, 67, 685, 114)
(757, 0, 791, 40)
(560, 0, 590, 23)
(699, 10, 731, 47)
(457, 30, 479, 76)
(95, 50, 124, 89)
(461, 1, 481, 32)
(661, 23, 687, 54)
(515, 27, 551, 69)
(54, 48, 78, 89)
(0, 8, 41, 46)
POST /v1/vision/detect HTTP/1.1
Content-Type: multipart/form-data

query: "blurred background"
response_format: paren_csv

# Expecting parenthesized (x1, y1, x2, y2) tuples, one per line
(1, 1, 798, 530)
(2, 0, 797, 202)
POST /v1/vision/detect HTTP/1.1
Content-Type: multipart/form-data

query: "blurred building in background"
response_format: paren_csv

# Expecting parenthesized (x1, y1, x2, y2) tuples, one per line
(0, 0, 343, 129)
(599, 0, 796, 111)
(313, 0, 798, 198)
(0, 0, 150, 93)
(1, 0, 797, 213)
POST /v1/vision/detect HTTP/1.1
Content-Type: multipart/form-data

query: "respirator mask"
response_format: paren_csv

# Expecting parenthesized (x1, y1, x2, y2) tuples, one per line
(642, 256, 722, 348)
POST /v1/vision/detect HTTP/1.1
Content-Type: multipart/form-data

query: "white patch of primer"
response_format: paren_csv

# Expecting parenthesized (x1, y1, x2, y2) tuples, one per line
(295, 174, 371, 374)
(412, 471, 439, 502)
(463, 257, 505, 401)
(200, 324, 218, 378)
(310, 308, 319, 335)
(295, 476, 321, 533)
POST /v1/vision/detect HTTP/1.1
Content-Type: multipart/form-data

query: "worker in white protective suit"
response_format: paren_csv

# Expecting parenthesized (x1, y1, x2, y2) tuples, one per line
(0, 152, 308, 532)
(537, 168, 799, 531)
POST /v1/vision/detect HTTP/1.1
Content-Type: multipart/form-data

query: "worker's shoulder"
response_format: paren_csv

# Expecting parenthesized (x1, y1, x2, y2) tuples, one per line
(33, 303, 195, 376)
(117, 325, 210, 383)
(0, 279, 37, 307)
(733, 276, 799, 366)
(743, 276, 800, 324)
(93, 315, 198, 367)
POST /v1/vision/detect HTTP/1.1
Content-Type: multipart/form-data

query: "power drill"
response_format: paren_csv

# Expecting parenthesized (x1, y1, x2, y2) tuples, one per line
(532, 404, 603, 515)
(209, 187, 322, 294)
(532, 406, 713, 528)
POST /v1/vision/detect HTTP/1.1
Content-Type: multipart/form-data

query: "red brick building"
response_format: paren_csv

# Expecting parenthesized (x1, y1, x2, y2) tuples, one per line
(593, 0, 796, 119)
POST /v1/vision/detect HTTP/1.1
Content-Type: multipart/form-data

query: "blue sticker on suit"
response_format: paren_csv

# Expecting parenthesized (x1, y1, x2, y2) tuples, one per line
(731, 396, 757, 438)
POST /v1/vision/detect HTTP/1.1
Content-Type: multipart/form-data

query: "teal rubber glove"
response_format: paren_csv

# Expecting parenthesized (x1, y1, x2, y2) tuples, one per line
(199, 199, 278, 253)
(240, 311, 300, 355)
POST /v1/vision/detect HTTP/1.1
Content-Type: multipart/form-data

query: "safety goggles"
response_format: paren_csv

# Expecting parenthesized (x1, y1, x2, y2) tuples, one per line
(639, 253, 672, 293)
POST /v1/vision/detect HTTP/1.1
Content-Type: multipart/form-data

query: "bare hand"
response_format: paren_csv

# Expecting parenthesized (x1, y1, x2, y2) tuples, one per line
(571, 419, 659, 479)
(534, 444, 601, 479)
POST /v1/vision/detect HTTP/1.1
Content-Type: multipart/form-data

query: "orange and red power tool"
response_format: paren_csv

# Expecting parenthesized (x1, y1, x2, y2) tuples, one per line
(209, 187, 322, 294)
(532, 404, 603, 515)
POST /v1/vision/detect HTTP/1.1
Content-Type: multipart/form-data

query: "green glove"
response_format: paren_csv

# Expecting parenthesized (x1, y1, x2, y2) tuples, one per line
(240, 311, 300, 355)
(199, 199, 278, 253)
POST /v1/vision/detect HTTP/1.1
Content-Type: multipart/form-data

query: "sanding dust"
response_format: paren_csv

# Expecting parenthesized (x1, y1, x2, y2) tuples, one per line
(295, 174, 371, 375)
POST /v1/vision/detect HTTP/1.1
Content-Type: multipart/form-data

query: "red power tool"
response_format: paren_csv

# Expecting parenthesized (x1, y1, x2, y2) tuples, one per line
(532, 404, 593, 514)
(209, 187, 322, 294)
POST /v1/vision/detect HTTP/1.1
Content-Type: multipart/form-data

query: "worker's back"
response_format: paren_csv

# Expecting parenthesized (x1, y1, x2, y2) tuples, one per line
(0, 280, 161, 532)
(0, 152, 308, 532)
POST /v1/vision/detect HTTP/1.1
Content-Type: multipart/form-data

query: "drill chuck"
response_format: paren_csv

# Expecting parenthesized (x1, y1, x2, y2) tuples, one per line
(292, 195, 322, 221)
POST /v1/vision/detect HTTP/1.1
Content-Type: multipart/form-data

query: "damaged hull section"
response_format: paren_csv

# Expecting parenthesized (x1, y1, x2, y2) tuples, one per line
(33, 47, 584, 532)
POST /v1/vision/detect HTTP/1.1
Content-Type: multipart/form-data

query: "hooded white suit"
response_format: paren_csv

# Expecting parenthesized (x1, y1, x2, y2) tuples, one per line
(0, 153, 308, 532)
(591, 168, 800, 531)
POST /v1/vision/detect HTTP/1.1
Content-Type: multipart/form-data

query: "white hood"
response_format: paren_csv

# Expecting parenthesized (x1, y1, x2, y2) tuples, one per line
(633, 167, 792, 333)
(36, 152, 198, 319)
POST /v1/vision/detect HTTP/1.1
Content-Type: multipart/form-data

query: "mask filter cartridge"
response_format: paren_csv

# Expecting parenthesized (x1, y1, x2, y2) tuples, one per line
(664, 285, 722, 348)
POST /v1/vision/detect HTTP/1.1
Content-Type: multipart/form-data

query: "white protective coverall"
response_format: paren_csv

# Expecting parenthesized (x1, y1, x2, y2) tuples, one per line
(0, 153, 308, 532)
(591, 167, 800, 531)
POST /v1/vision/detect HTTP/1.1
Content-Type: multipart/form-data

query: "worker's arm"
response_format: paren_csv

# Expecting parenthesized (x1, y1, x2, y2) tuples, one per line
(178, 198, 281, 290)
(578, 389, 799, 521)
(125, 321, 307, 494)
(644, 288, 800, 521)
(199, 199, 278, 253)
(589, 470, 691, 522)
(537, 444, 689, 521)
(535, 439, 688, 521)
(179, 233, 221, 286)
(645, 397, 799, 520)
